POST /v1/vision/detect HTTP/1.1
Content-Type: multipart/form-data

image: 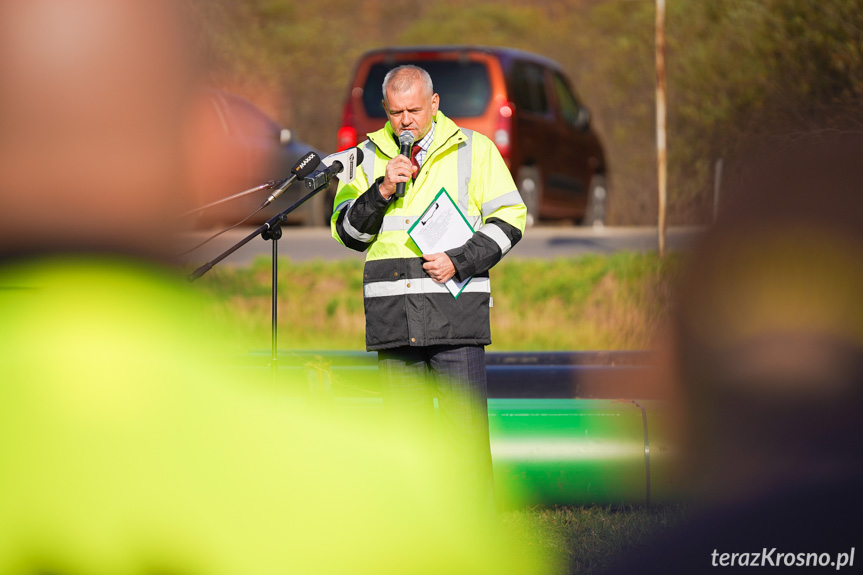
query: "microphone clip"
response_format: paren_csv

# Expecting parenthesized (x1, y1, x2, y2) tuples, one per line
(304, 169, 334, 191)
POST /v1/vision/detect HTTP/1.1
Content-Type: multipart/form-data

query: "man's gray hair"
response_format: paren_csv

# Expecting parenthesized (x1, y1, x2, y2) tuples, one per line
(382, 65, 434, 105)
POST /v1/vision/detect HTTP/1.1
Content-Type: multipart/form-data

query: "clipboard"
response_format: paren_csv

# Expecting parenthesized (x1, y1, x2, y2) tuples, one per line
(407, 188, 475, 298)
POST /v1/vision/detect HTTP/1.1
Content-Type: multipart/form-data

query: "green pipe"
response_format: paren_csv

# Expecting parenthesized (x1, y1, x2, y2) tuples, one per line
(332, 397, 680, 506)
(247, 354, 682, 505)
(488, 399, 680, 506)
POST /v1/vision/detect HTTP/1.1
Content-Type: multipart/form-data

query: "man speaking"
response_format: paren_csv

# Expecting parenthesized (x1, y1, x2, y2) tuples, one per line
(331, 65, 526, 505)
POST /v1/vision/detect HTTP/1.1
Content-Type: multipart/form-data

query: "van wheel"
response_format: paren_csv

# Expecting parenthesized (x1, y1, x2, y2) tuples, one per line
(582, 174, 607, 228)
(516, 166, 541, 227)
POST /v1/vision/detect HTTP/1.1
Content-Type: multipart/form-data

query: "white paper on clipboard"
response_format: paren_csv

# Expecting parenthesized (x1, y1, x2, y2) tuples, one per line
(407, 188, 475, 298)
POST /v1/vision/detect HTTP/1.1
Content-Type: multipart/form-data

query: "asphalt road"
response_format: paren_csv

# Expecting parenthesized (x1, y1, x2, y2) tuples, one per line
(178, 225, 703, 268)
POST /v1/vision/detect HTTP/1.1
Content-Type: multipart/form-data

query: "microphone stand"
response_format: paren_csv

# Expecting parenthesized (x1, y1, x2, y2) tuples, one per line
(189, 175, 335, 382)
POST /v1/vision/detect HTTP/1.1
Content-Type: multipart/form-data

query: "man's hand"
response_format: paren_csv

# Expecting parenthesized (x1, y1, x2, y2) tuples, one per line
(422, 253, 456, 283)
(379, 155, 417, 199)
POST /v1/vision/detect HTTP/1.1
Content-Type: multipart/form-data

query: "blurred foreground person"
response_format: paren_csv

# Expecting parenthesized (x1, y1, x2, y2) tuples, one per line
(0, 2, 538, 574)
(0, 0, 192, 259)
(601, 133, 863, 574)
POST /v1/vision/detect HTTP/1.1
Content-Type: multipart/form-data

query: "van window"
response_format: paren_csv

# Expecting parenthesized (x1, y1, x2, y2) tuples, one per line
(552, 73, 581, 127)
(511, 62, 549, 115)
(363, 60, 492, 118)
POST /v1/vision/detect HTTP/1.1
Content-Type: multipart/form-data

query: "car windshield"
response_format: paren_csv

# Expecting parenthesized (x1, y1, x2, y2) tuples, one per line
(363, 60, 492, 118)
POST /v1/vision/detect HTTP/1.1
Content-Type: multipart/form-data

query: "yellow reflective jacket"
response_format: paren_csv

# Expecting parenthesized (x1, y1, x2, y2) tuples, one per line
(332, 111, 526, 350)
(0, 257, 531, 574)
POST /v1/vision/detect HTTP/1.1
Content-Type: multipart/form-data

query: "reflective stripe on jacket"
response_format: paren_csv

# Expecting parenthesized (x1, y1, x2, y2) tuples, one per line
(331, 111, 526, 351)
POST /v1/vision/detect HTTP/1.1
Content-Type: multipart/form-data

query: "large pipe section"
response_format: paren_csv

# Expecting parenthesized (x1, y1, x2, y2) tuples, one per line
(488, 398, 680, 506)
(245, 351, 682, 506)
(330, 396, 680, 506)
(242, 350, 667, 399)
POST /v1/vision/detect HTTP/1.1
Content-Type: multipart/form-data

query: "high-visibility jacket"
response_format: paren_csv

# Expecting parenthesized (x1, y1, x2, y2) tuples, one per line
(332, 111, 526, 351)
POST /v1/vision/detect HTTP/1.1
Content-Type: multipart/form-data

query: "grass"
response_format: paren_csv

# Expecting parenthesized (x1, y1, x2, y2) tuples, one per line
(490, 252, 683, 350)
(502, 504, 691, 574)
(194, 251, 685, 352)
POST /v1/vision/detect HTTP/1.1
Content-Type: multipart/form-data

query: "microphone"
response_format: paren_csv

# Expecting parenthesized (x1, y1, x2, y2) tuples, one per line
(394, 130, 414, 198)
(262, 151, 321, 206)
(305, 147, 365, 191)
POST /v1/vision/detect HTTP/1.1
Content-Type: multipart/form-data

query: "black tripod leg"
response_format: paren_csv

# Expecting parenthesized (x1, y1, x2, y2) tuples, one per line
(271, 236, 278, 382)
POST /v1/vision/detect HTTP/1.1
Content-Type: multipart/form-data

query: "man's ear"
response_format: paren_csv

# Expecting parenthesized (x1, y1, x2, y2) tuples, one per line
(431, 93, 440, 115)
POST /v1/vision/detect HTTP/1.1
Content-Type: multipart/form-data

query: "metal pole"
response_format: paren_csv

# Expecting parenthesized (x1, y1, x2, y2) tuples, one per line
(713, 158, 724, 223)
(656, 0, 668, 257)
(272, 237, 278, 382)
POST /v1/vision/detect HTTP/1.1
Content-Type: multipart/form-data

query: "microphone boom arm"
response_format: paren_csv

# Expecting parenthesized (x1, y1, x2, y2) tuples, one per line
(188, 175, 334, 281)
(180, 179, 282, 217)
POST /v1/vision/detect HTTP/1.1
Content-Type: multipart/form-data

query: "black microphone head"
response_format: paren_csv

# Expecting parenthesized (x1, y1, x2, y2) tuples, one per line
(355, 147, 364, 164)
(399, 130, 414, 147)
(291, 151, 321, 178)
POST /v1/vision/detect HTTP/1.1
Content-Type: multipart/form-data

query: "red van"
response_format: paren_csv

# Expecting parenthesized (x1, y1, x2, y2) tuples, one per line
(336, 46, 608, 226)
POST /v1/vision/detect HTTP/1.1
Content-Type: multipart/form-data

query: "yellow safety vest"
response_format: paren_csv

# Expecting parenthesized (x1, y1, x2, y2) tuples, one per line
(332, 111, 526, 350)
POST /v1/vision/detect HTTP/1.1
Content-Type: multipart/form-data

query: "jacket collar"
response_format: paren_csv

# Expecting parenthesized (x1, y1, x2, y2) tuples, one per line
(367, 111, 465, 159)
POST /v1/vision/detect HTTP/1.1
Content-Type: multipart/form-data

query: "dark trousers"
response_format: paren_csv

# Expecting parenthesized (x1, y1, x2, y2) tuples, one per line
(377, 345, 495, 511)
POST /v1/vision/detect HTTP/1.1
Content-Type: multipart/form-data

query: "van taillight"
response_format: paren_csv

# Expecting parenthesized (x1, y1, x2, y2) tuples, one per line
(337, 99, 358, 151)
(494, 101, 514, 165)
(337, 126, 357, 151)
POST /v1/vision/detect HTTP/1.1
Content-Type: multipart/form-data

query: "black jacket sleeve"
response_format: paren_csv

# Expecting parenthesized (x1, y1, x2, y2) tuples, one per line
(444, 217, 523, 281)
(334, 177, 393, 252)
